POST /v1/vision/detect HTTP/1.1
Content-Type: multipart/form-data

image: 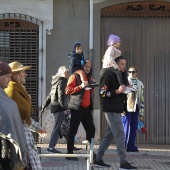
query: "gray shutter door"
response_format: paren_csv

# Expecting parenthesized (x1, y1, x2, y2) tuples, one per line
(101, 16, 170, 145)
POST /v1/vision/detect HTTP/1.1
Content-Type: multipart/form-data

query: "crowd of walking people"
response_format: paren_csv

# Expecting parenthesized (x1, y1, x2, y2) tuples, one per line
(0, 34, 144, 170)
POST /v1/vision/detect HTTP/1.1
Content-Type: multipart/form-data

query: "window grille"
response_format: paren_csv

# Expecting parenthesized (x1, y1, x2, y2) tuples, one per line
(0, 14, 43, 142)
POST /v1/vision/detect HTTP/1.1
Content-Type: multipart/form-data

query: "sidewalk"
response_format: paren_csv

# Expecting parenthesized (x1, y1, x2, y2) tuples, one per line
(39, 144, 170, 170)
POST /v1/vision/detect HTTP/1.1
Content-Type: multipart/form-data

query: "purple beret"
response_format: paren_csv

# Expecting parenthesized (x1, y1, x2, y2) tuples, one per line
(0, 61, 12, 76)
(107, 34, 121, 46)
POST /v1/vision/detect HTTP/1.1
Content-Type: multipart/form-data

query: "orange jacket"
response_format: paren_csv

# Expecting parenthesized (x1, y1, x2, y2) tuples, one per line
(65, 74, 90, 108)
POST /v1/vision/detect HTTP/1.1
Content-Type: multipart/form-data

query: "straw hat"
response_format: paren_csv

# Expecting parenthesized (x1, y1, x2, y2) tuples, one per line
(9, 61, 31, 72)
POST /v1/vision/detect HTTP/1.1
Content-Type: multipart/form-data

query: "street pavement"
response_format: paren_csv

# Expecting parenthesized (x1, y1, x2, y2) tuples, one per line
(39, 144, 170, 170)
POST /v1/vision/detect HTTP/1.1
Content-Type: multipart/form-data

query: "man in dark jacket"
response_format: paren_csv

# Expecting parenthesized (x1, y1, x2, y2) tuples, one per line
(65, 59, 95, 160)
(41, 66, 70, 153)
(94, 56, 137, 170)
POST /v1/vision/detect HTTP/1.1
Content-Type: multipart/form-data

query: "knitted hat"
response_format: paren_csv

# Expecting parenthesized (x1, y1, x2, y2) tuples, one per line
(73, 42, 82, 52)
(107, 34, 121, 46)
(0, 61, 12, 76)
(9, 61, 31, 72)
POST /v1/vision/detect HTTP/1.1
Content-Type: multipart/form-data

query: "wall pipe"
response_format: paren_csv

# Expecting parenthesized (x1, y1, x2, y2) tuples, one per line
(89, 0, 93, 60)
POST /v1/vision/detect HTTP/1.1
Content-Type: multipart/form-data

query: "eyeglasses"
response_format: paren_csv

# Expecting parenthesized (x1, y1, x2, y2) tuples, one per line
(128, 71, 136, 73)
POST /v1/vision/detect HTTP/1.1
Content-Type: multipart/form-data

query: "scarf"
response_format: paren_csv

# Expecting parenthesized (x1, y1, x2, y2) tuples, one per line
(5, 81, 33, 126)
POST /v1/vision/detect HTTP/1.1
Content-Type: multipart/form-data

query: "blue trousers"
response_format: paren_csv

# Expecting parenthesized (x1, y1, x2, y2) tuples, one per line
(122, 107, 139, 151)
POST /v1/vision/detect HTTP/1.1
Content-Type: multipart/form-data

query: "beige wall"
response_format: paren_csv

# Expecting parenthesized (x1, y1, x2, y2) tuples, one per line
(46, 0, 90, 95)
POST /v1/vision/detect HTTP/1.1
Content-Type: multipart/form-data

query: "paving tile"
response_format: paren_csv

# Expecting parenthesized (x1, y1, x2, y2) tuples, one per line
(39, 144, 170, 170)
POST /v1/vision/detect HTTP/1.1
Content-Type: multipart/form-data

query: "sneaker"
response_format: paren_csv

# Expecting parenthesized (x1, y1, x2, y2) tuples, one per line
(93, 159, 111, 168)
(85, 86, 92, 90)
(65, 156, 79, 161)
(119, 161, 137, 170)
(90, 81, 99, 88)
(73, 147, 81, 151)
(47, 148, 61, 153)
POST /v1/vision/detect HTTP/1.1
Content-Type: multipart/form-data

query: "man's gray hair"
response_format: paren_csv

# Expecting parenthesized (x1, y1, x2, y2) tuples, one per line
(57, 66, 69, 76)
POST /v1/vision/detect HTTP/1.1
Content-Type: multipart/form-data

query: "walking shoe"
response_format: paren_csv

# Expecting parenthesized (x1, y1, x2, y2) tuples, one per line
(85, 86, 92, 90)
(73, 147, 81, 151)
(90, 81, 99, 88)
(119, 161, 137, 170)
(93, 159, 111, 168)
(47, 148, 61, 153)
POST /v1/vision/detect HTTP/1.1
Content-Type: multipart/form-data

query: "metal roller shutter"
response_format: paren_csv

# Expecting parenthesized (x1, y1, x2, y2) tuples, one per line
(0, 14, 42, 142)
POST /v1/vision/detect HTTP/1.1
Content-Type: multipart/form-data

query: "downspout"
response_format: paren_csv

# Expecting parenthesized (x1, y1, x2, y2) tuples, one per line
(89, 0, 93, 61)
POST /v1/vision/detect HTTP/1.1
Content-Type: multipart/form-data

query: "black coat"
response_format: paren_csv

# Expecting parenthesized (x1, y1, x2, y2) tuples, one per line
(100, 67, 127, 113)
(43, 76, 68, 113)
(69, 53, 85, 74)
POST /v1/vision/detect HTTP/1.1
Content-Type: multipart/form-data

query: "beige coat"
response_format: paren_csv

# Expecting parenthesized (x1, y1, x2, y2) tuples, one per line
(127, 78, 144, 115)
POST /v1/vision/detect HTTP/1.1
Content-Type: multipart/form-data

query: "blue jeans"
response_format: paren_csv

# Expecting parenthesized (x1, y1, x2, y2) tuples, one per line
(96, 112, 127, 163)
(49, 111, 64, 148)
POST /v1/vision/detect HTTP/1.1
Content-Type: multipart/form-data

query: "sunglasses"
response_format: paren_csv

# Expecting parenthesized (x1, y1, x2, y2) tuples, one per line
(128, 71, 136, 73)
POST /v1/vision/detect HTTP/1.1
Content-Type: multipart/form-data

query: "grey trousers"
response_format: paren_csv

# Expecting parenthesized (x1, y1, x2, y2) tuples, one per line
(49, 111, 64, 148)
(96, 112, 127, 163)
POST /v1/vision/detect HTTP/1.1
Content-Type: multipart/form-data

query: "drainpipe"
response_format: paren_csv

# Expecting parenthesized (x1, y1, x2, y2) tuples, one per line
(89, 0, 93, 61)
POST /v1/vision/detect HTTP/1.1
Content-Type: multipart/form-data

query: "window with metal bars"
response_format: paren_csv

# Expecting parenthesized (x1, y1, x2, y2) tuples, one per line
(0, 14, 41, 142)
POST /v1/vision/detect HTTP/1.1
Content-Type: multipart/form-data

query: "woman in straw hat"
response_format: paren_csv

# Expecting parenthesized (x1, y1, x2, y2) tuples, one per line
(5, 61, 47, 170)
